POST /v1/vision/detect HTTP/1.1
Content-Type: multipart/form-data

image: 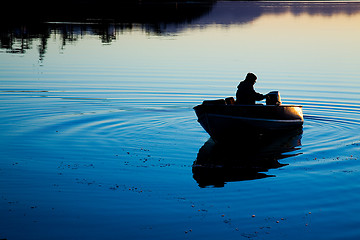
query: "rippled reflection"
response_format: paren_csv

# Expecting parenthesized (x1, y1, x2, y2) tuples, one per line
(193, 129, 303, 188)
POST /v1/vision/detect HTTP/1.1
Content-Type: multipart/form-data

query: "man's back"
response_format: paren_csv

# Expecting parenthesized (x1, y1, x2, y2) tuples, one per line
(236, 80, 264, 105)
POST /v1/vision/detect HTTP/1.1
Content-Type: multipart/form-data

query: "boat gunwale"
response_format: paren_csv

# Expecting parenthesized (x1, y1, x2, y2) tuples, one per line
(207, 113, 304, 123)
(194, 104, 303, 108)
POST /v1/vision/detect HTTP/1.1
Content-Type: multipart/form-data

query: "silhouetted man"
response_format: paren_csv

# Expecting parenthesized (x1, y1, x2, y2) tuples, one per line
(236, 73, 265, 105)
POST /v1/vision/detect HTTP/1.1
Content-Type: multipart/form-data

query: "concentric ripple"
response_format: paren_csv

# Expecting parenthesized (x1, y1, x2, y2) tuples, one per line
(301, 100, 360, 154)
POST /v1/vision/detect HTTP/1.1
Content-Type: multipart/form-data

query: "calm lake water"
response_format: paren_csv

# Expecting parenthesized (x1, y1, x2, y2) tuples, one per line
(1, 1, 360, 239)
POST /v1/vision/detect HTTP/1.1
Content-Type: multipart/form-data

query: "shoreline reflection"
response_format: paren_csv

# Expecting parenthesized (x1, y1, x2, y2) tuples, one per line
(192, 129, 302, 188)
(2, 2, 360, 58)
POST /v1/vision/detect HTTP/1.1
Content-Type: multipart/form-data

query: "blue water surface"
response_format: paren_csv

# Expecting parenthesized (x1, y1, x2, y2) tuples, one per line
(1, 2, 360, 240)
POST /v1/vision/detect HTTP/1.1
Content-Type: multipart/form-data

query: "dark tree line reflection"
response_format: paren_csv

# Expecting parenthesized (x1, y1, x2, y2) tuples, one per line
(1, 1, 360, 60)
(0, 1, 214, 60)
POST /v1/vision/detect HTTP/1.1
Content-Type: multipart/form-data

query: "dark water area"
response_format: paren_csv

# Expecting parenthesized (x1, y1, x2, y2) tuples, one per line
(1, 1, 360, 240)
(193, 129, 303, 187)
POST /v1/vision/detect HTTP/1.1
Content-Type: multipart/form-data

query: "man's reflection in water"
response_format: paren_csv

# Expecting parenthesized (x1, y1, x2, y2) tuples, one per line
(192, 129, 303, 188)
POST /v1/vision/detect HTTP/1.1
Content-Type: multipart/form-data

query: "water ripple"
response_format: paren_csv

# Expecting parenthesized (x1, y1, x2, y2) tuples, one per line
(300, 99, 360, 154)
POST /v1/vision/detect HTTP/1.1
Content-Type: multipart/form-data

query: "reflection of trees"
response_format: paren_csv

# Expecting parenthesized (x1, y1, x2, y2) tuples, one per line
(1, 25, 43, 54)
(38, 34, 49, 64)
(194, 1, 360, 25)
(0, 23, 138, 60)
(1, 1, 360, 60)
(0, 1, 215, 59)
(0, 24, 50, 63)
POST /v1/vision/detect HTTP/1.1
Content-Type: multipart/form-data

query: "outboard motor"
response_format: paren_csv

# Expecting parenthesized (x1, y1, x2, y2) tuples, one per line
(266, 91, 281, 105)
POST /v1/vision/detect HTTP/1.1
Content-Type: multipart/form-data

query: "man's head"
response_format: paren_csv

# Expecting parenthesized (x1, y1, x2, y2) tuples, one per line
(245, 72, 257, 84)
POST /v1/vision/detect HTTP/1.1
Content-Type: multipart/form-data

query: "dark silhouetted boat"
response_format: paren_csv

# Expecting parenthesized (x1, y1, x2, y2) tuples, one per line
(193, 91, 303, 142)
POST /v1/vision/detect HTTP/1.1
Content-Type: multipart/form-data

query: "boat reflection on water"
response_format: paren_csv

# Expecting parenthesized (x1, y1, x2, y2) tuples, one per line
(192, 128, 303, 188)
